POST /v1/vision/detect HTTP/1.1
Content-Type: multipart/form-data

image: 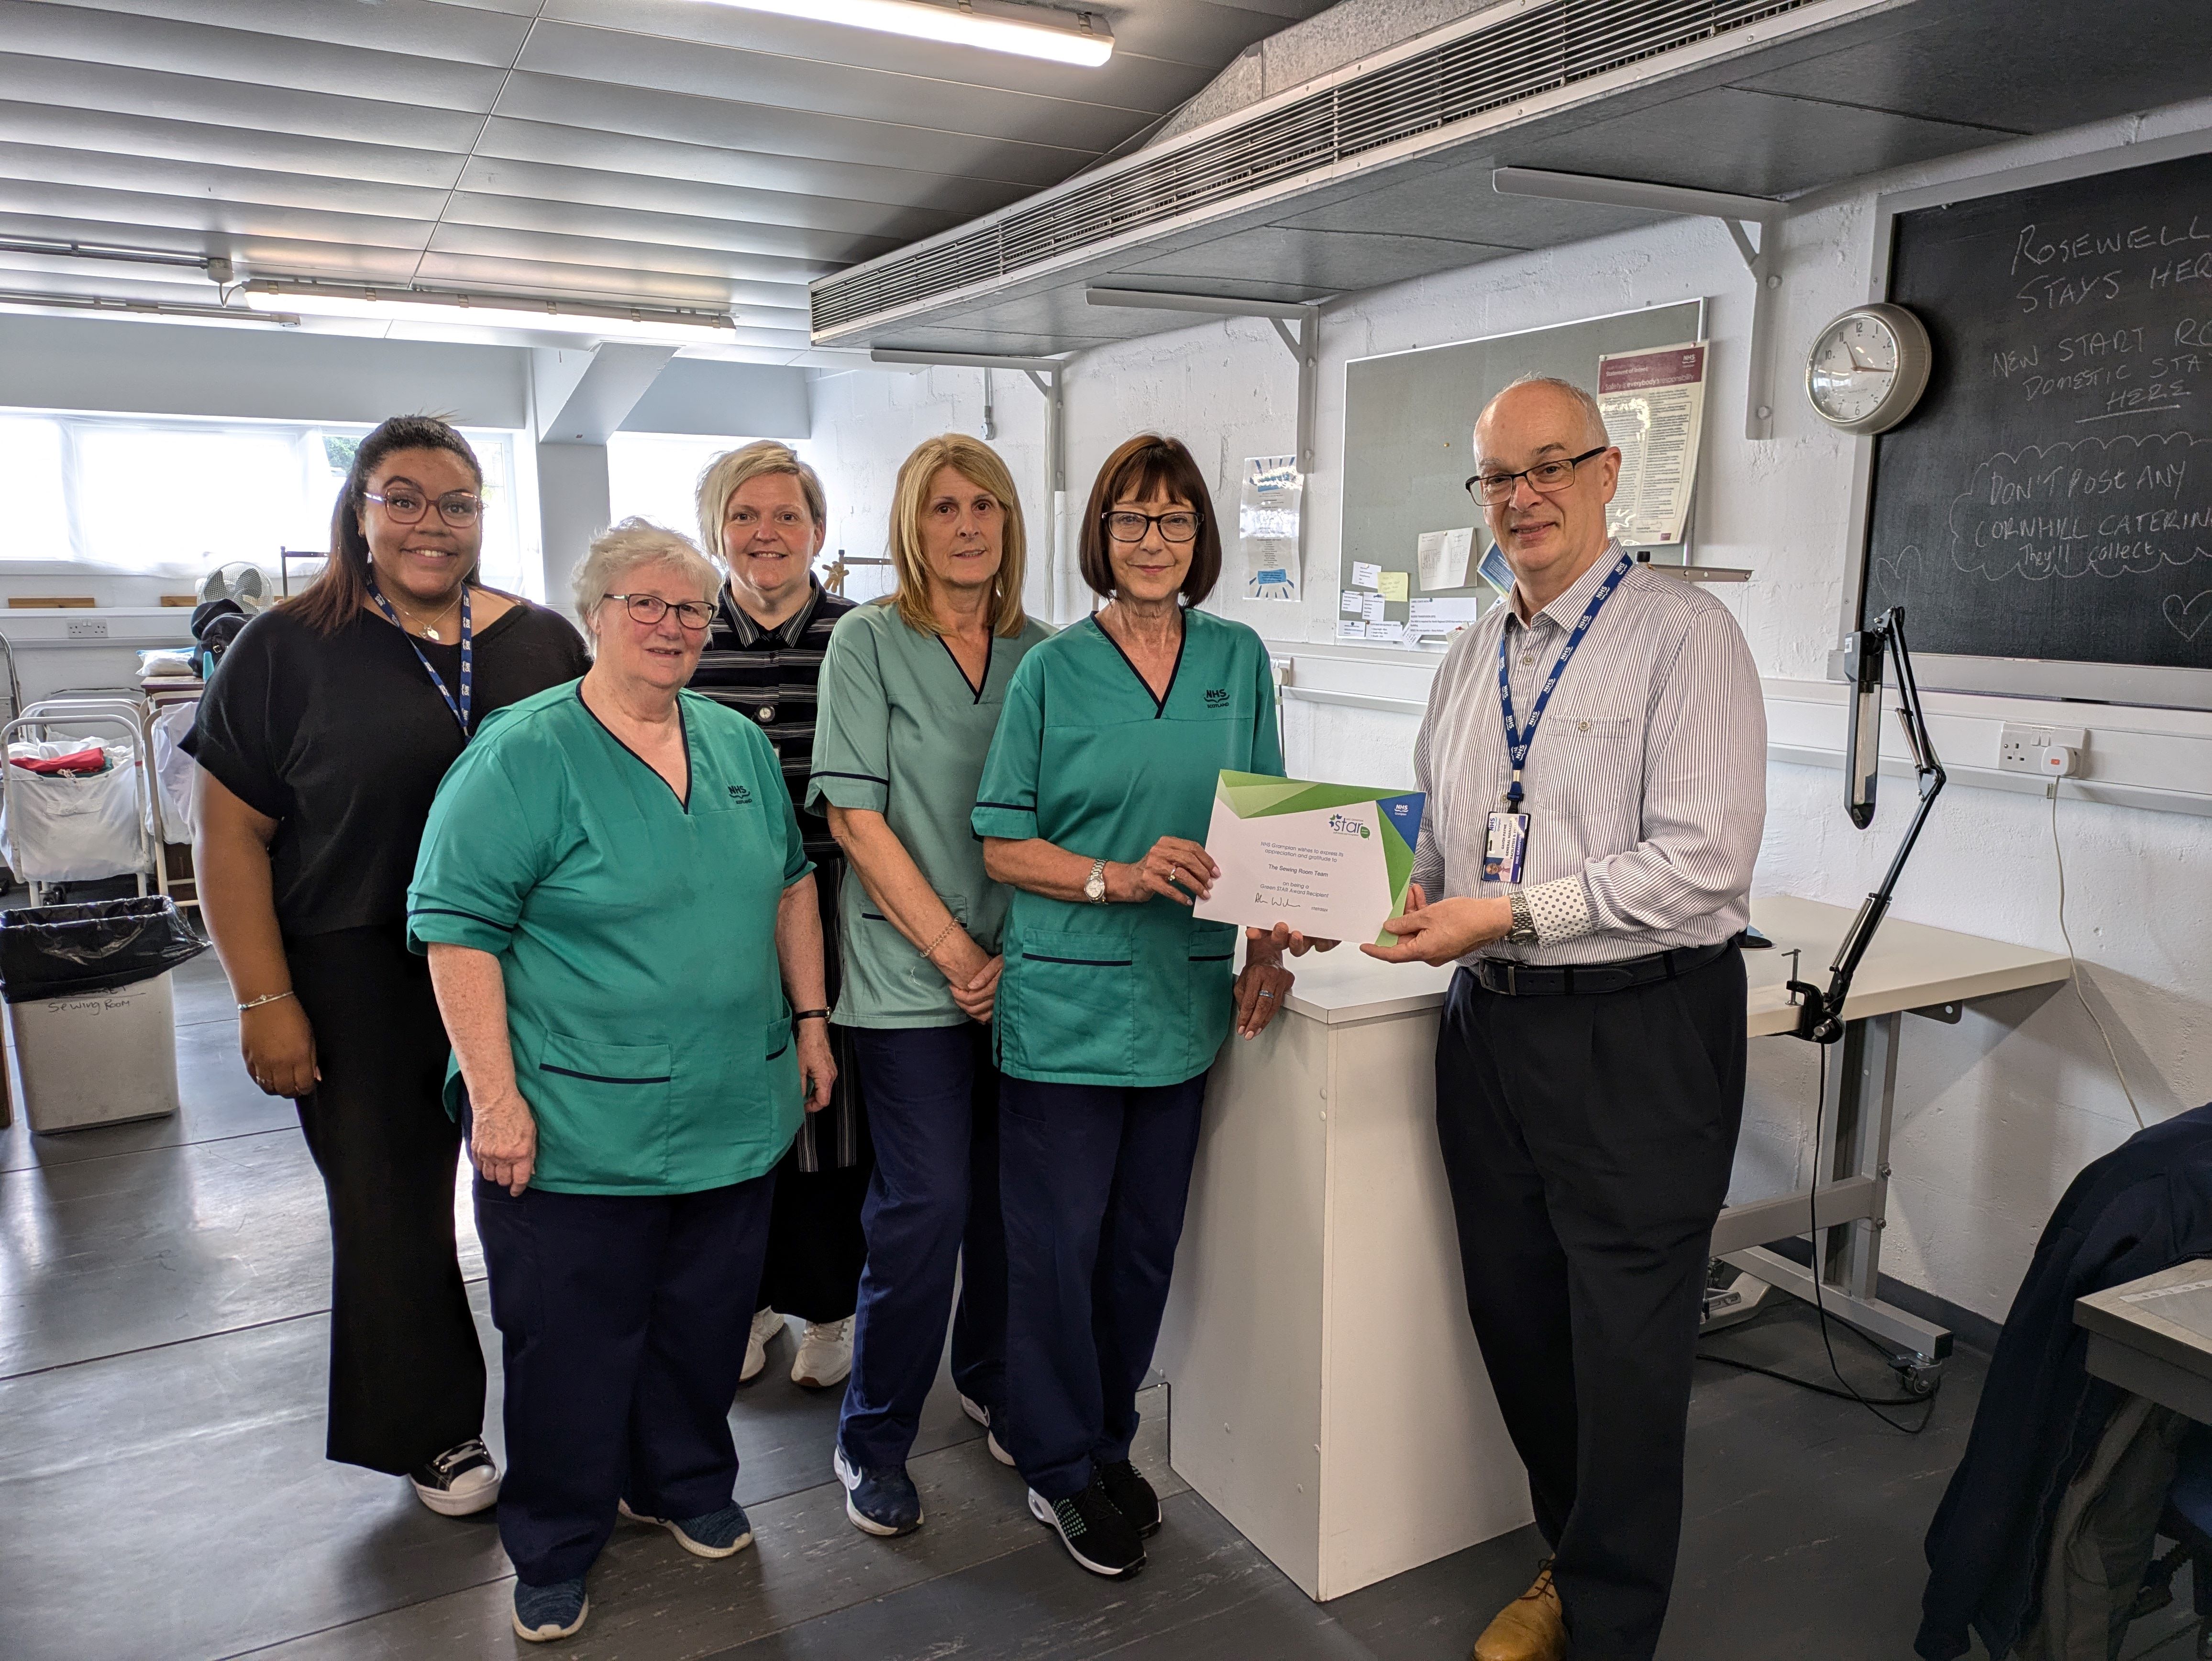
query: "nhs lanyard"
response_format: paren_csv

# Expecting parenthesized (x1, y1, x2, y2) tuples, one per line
(1494, 548, 1632, 809)
(370, 581, 473, 737)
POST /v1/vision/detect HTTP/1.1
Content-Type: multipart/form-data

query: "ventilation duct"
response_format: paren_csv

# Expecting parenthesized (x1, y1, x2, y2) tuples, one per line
(812, 0, 1812, 335)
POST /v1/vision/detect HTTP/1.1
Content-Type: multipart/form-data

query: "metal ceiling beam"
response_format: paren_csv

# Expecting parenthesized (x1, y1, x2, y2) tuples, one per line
(1084, 287, 1319, 321)
(1492, 167, 1786, 442)
(868, 346, 1075, 622)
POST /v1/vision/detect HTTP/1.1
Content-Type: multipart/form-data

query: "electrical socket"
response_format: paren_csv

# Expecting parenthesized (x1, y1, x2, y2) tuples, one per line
(1998, 722, 2086, 777)
(65, 617, 108, 640)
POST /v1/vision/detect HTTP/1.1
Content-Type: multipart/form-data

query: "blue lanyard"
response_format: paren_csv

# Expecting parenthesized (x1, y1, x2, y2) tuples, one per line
(1495, 548, 1632, 808)
(370, 580, 473, 737)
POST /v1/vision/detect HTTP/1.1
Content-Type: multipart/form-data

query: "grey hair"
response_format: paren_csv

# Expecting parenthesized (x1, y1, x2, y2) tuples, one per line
(1489, 374, 1613, 449)
(572, 517, 721, 629)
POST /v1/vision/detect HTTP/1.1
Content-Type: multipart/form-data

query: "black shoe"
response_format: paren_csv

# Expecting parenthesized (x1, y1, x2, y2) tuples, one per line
(1028, 1478, 1146, 1578)
(1097, 1459, 1161, 1538)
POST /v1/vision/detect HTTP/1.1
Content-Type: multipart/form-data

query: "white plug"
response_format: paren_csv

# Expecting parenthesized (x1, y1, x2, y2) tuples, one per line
(2040, 745, 2079, 778)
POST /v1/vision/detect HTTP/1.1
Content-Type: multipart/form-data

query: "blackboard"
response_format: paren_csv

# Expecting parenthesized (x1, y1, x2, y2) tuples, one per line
(1864, 149, 2212, 678)
(1340, 300, 1705, 645)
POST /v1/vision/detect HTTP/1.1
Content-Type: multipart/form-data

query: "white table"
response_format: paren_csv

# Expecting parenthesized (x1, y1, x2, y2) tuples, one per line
(2079, 1263, 2212, 1425)
(1152, 894, 2072, 1601)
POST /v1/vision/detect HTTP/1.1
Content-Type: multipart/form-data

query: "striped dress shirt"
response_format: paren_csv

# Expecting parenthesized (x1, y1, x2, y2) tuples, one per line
(1410, 543, 1766, 967)
(689, 576, 860, 1169)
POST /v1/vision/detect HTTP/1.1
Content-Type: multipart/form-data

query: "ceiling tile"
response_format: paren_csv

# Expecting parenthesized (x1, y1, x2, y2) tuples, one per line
(440, 189, 908, 266)
(33, 0, 532, 65)
(0, 100, 466, 189)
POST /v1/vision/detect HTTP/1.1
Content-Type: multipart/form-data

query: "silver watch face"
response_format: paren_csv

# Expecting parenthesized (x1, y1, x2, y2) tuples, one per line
(1084, 870, 1105, 901)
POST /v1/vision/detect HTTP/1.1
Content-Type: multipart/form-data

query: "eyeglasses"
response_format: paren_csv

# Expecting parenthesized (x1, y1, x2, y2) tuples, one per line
(1104, 509, 1200, 544)
(1464, 445, 1611, 506)
(364, 488, 484, 527)
(605, 593, 717, 630)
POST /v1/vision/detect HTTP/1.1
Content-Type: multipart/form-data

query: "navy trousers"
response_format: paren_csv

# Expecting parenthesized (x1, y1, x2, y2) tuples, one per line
(474, 1171, 775, 1587)
(1434, 946, 1745, 1661)
(837, 1023, 1006, 1469)
(998, 1071, 1208, 1502)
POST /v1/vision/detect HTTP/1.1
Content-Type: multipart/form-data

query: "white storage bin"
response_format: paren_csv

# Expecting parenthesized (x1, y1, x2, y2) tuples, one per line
(8, 970, 180, 1133)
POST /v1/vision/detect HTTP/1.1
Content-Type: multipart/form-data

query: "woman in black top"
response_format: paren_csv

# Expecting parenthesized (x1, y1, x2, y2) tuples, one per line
(186, 415, 589, 1516)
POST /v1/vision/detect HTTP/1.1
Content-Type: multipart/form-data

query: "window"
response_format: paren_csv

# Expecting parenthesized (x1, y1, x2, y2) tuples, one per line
(0, 411, 529, 595)
(607, 433, 744, 551)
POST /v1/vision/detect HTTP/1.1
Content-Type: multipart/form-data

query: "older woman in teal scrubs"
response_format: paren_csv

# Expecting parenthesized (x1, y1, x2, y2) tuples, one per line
(409, 520, 834, 1645)
(975, 433, 1313, 1582)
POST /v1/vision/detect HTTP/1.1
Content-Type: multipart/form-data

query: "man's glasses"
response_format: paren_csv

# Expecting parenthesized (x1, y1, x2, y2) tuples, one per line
(606, 593, 717, 630)
(1104, 510, 1200, 544)
(1464, 445, 1610, 506)
(364, 488, 484, 527)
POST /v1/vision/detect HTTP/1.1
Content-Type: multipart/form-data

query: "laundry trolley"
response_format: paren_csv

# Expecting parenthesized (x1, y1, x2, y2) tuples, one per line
(1, 697, 160, 905)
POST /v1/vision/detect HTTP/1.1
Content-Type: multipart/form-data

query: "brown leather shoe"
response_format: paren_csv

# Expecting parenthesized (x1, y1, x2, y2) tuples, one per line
(1471, 1561, 1566, 1661)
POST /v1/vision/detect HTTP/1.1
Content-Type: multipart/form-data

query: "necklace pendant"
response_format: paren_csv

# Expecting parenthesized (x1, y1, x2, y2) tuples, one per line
(423, 627, 441, 641)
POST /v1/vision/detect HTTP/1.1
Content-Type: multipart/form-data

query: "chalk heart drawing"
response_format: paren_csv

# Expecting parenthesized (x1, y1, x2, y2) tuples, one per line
(1872, 545, 1919, 596)
(2164, 589, 2212, 642)
(1946, 431, 2201, 582)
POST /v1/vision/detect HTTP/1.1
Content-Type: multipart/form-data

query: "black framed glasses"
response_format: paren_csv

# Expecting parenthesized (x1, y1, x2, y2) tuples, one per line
(606, 592, 717, 630)
(364, 488, 484, 527)
(1464, 445, 1610, 506)
(1104, 509, 1201, 544)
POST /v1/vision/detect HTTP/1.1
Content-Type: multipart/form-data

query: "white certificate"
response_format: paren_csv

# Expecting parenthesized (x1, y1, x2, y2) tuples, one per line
(1193, 772, 1427, 946)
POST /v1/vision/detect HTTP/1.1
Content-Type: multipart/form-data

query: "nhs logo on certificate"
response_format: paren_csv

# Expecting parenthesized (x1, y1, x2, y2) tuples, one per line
(1193, 772, 1428, 947)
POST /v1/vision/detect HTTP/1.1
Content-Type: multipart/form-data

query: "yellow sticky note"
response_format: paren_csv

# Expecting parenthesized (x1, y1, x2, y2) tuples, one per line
(1377, 570, 1410, 601)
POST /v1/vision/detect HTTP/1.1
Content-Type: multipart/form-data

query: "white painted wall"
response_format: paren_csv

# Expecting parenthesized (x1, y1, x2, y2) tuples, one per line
(805, 100, 2212, 1324)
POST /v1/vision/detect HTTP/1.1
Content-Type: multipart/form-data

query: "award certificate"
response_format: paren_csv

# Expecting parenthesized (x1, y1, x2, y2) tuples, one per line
(1192, 772, 1427, 946)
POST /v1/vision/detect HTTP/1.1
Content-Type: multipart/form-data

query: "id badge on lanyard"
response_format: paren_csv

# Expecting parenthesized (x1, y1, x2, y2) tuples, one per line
(1489, 549, 1632, 886)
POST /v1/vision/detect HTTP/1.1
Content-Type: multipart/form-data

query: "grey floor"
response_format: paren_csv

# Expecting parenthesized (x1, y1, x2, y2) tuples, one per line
(0, 945, 2198, 1660)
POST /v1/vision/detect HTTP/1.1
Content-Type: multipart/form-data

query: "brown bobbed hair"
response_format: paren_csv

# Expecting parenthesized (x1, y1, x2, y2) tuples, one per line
(284, 414, 485, 635)
(1077, 433, 1222, 607)
(886, 433, 1029, 639)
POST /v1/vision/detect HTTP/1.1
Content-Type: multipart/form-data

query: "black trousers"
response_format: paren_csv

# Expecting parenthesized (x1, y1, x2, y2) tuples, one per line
(755, 1045, 872, 1323)
(475, 1172, 775, 1587)
(1434, 945, 1745, 1661)
(288, 925, 486, 1476)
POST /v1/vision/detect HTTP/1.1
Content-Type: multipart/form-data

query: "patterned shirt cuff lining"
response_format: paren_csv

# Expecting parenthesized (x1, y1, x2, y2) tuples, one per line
(1523, 875, 1596, 943)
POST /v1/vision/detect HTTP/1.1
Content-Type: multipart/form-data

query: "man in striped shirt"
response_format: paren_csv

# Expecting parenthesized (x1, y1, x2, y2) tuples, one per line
(689, 442, 866, 1394)
(1367, 377, 1766, 1661)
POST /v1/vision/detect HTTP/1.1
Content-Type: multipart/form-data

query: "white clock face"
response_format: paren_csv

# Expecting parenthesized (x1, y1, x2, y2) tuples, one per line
(1809, 312, 1901, 425)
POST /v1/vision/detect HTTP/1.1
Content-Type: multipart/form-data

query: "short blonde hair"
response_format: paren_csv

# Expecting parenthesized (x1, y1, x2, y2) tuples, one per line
(886, 434, 1029, 639)
(572, 518, 720, 629)
(696, 440, 826, 566)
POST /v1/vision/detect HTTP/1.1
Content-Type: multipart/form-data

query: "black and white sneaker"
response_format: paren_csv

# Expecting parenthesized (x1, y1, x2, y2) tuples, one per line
(1098, 1459, 1161, 1538)
(1028, 1478, 1145, 1579)
(410, 1438, 501, 1517)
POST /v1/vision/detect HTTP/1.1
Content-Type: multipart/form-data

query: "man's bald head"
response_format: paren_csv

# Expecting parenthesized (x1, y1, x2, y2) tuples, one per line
(1474, 376, 1611, 459)
(1469, 375, 1620, 611)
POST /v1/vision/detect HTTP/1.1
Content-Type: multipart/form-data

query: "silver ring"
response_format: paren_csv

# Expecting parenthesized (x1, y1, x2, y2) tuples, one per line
(1258, 989, 1275, 999)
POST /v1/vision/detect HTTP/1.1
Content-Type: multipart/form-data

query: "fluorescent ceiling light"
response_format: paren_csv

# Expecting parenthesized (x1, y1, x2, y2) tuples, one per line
(692, 0, 1112, 66)
(0, 288, 298, 325)
(240, 280, 736, 345)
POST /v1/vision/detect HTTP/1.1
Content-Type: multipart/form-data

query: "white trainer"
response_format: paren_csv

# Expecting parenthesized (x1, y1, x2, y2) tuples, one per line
(741, 1307, 783, 1385)
(958, 1392, 1016, 1467)
(410, 1438, 501, 1516)
(792, 1317, 854, 1388)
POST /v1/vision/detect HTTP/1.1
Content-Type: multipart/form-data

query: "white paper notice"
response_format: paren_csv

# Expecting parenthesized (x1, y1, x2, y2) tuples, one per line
(1340, 589, 1366, 616)
(1365, 620, 1405, 644)
(1349, 561, 1382, 590)
(1336, 618, 1367, 640)
(1360, 593, 1386, 624)
(1407, 597, 1482, 636)
(1416, 526, 1475, 590)
(1597, 341, 1707, 546)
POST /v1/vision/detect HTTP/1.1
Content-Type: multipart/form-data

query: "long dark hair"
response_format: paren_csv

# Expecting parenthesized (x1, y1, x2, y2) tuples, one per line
(283, 415, 484, 635)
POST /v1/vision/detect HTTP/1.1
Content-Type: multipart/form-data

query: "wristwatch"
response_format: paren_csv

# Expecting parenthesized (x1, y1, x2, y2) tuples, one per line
(1505, 890, 1540, 945)
(1084, 857, 1109, 904)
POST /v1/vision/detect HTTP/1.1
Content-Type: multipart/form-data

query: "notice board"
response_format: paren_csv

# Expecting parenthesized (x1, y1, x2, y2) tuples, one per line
(1339, 300, 1706, 646)
(1862, 145, 2212, 699)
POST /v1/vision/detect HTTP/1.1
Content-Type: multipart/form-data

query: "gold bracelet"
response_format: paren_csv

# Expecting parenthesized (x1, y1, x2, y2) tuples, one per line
(238, 989, 297, 1013)
(921, 918, 960, 961)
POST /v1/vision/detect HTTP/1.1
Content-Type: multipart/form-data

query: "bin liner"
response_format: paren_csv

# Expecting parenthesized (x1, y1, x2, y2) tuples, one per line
(0, 897, 207, 1004)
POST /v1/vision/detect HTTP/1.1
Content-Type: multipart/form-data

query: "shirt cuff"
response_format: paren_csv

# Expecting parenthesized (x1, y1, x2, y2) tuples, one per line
(406, 905, 515, 956)
(1522, 875, 1596, 944)
(807, 769, 888, 814)
(970, 802, 1037, 840)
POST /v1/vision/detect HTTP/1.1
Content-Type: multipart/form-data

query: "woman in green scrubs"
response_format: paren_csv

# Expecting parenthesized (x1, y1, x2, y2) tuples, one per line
(810, 435, 1052, 1540)
(409, 521, 834, 1644)
(973, 433, 1311, 1581)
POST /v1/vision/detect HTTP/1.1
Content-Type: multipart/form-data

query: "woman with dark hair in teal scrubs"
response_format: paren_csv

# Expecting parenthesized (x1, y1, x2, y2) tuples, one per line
(974, 433, 1317, 1582)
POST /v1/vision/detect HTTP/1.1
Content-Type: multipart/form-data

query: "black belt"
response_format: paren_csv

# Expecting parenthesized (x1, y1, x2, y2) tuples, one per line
(1468, 936, 1739, 998)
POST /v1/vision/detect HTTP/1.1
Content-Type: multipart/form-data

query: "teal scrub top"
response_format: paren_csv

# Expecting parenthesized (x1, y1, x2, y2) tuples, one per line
(406, 681, 811, 1196)
(806, 599, 1052, 1029)
(971, 609, 1283, 1088)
